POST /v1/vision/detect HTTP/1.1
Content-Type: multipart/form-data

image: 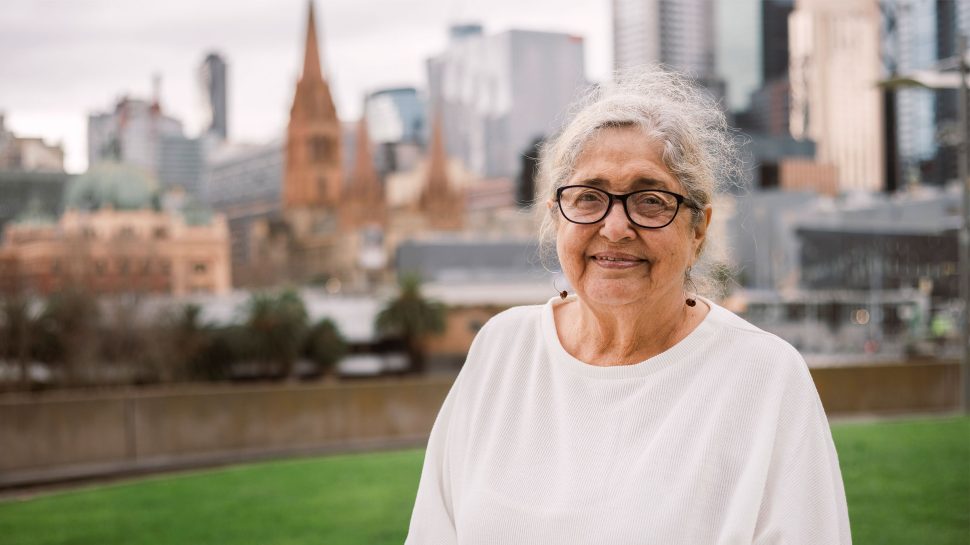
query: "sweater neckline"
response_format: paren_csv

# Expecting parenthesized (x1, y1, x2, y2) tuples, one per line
(540, 294, 718, 379)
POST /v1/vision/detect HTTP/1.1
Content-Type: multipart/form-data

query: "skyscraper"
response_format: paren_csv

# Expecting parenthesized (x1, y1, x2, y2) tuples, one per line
(762, 0, 795, 81)
(933, 0, 970, 184)
(612, 0, 722, 94)
(426, 26, 586, 180)
(888, 0, 936, 183)
(715, 0, 761, 111)
(87, 93, 183, 176)
(199, 52, 228, 141)
(789, 0, 884, 192)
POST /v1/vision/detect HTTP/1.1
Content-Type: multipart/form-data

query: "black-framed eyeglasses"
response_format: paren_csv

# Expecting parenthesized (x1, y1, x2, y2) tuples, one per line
(556, 185, 699, 229)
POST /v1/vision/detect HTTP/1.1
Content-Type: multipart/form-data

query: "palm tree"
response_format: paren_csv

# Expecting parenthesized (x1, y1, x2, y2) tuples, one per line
(244, 288, 308, 379)
(376, 275, 445, 374)
(304, 318, 347, 379)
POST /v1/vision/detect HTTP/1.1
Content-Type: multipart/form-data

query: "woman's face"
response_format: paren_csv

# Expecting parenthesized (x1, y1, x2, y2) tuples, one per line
(552, 125, 711, 309)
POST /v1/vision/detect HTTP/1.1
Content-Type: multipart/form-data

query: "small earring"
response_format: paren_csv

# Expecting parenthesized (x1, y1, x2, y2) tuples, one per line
(685, 267, 697, 307)
(553, 276, 568, 299)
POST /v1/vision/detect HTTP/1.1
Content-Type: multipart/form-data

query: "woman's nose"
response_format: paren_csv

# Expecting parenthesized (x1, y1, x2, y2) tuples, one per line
(599, 199, 635, 240)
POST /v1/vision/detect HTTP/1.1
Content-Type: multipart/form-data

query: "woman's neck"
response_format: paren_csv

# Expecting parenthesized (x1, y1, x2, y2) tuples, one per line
(554, 292, 709, 367)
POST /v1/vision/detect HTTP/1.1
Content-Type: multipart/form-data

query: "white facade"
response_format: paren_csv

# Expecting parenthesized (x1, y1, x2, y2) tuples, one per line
(789, 0, 884, 192)
(87, 98, 183, 175)
(427, 28, 587, 179)
(612, 0, 716, 78)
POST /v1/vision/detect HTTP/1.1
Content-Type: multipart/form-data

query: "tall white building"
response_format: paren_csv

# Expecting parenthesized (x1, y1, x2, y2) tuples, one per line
(891, 0, 937, 176)
(426, 26, 587, 179)
(789, 0, 884, 192)
(612, 0, 719, 85)
(88, 92, 205, 197)
(87, 96, 183, 175)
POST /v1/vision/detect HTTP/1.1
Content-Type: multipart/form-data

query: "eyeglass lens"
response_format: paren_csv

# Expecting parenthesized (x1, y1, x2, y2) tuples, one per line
(559, 186, 680, 228)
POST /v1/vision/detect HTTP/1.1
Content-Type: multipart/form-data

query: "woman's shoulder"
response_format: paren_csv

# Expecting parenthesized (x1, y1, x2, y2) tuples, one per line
(703, 301, 812, 382)
(477, 303, 546, 337)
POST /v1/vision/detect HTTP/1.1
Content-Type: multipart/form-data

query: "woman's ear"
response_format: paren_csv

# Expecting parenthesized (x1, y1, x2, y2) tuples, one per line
(693, 204, 712, 257)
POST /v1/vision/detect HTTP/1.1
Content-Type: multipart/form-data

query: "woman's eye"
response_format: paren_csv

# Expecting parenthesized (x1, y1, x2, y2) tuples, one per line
(637, 195, 664, 206)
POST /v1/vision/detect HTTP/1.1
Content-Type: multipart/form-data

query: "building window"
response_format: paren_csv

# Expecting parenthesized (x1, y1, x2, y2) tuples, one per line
(309, 136, 331, 164)
(154, 227, 168, 239)
(82, 227, 96, 239)
(118, 258, 130, 275)
(193, 262, 208, 274)
(94, 260, 107, 275)
(159, 259, 171, 274)
(118, 226, 136, 239)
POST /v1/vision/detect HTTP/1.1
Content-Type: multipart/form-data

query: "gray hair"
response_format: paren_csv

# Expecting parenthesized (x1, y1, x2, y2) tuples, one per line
(536, 66, 743, 297)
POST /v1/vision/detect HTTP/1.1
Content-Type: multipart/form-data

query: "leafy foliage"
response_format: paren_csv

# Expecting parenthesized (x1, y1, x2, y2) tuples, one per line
(304, 318, 347, 377)
(244, 288, 309, 379)
(376, 275, 445, 374)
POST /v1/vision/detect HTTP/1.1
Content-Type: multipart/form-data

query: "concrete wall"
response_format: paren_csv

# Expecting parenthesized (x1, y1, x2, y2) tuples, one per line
(0, 378, 452, 488)
(0, 362, 960, 488)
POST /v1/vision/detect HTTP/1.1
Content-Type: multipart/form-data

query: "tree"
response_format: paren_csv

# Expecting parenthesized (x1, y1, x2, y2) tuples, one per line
(376, 275, 445, 374)
(0, 293, 37, 390)
(304, 318, 347, 379)
(165, 303, 213, 382)
(244, 288, 308, 379)
(36, 288, 100, 386)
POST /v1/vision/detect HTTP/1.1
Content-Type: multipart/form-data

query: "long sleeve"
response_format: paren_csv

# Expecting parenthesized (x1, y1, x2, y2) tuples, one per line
(752, 359, 852, 545)
(405, 373, 462, 545)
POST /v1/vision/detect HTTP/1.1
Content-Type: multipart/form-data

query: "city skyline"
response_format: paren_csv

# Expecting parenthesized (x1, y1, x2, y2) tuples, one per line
(0, 0, 613, 174)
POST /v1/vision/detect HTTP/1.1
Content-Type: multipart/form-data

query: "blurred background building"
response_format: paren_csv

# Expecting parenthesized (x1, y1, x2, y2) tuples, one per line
(1, 0, 969, 375)
(199, 52, 229, 142)
(426, 26, 587, 181)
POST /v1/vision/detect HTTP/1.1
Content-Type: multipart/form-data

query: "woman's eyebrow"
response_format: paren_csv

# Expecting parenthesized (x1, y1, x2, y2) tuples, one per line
(632, 177, 668, 189)
(577, 177, 670, 190)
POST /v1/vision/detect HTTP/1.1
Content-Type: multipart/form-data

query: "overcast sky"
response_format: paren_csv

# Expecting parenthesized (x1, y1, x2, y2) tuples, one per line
(0, 0, 615, 173)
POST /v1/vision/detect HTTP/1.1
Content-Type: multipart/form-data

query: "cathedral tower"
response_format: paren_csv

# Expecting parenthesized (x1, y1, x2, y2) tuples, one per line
(283, 1, 342, 209)
(419, 113, 464, 230)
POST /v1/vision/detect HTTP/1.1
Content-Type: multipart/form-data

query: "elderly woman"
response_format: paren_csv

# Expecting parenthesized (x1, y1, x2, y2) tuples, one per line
(405, 68, 851, 544)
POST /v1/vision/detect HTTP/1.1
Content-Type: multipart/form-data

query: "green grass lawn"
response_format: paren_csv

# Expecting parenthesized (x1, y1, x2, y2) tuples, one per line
(0, 417, 967, 544)
(833, 416, 969, 545)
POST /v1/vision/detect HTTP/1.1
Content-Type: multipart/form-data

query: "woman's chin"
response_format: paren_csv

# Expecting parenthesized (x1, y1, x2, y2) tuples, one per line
(577, 283, 652, 308)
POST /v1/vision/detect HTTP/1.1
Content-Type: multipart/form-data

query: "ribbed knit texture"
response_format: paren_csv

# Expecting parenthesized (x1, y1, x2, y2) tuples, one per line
(406, 296, 851, 544)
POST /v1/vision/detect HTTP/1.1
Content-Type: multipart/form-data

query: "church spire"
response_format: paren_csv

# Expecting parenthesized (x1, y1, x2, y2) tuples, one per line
(283, 0, 342, 209)
(425, 113, 449, 194)
(301, 0, 322, 82)
(419, 112, 463, 230)
(341, 117, 385, 228)
(351, 118, 381, 203)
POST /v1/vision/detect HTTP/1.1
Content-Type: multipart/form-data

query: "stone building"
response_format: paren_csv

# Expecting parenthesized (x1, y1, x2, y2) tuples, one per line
(0, 114, 65, 172)
(283, 1, 342, 211)
(0, 163, 230, 296)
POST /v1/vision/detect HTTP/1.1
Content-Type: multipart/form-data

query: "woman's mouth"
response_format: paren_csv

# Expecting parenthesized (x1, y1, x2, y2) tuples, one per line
(590, 253, 645, 269)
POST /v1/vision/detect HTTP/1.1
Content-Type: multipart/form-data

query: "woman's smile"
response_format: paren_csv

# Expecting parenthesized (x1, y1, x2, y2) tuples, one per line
(589, 251, 647, 269)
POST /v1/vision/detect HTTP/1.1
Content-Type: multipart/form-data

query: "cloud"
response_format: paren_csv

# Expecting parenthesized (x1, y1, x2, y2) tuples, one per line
(0, 0, 609, 173)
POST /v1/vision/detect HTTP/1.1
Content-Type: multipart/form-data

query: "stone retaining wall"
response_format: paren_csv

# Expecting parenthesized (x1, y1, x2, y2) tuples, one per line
(0, 362, 961, 488)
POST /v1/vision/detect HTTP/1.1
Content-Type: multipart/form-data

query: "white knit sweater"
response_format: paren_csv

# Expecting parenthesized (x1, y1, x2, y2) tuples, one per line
(406, 296, 851, 544)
